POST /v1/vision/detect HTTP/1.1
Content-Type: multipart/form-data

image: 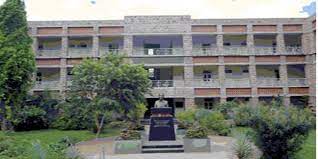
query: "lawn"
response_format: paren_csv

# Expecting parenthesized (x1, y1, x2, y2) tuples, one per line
(0, 128, 120, 146)
(231, 127, 316, 159)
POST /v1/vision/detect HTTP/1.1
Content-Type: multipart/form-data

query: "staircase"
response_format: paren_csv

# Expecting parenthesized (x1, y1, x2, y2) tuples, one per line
(142, 140, 184, 153)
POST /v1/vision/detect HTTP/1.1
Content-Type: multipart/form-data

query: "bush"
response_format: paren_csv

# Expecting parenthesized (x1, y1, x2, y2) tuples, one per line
(0, 136, 28, 158)
(233, 134, 253, 159)
(251, 106, 315, 159)
(185, 125, 208, 138)
(176, 109, 196, 128)
(108, 121, 129, 129)
(233, 104, 255, 126)
(14, 106, 48, 131)
(214, 101, 240, 119)
(119, 129, 141, 140)
(198, 111, 231, 136)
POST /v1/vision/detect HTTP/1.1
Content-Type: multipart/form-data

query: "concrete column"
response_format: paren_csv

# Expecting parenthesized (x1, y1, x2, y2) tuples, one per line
(247, 24, 254, 50)
(59, 59, 67, 94)
(249, 56, 258, 105)
(184, 65, 193, 86)
(302, 32, 315, 55)
(305, 55, 316, 107)
(61, 26, 68, 57)
(31, 27, 38, 55)
(279, 56, 289, 106)
(276, 24, 285, 54)
(216, 35, 223, 51)
(218, 57, 226, 99)
(182, 34, 192, 56)
(185, 98, 195, 109)
(124, 35, 133, 56)
(220, 97, 227, 103)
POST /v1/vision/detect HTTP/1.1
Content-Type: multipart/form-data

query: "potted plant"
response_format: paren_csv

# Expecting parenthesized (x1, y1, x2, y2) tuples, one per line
(183, 125, 211, 152)
(113, 129, 142, 154)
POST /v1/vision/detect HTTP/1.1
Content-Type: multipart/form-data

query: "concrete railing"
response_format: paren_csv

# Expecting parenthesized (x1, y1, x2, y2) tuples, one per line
(288, 78, 308, 86)
(68, 48, 92, 57)
(37, 49, 61, 57)
(133, 48, 184, 56)
(222, 46, 249, 55)
(152, 80, 174, 87)
(99, 48, 125, 56)
(192, 47, 218, 56)
(192, 79, 220, 87)
(253, 47, 278, 55)
(257, 78, 282, 87)
(34, 81, 60, 89)
(225, 78, 250, 87)
(284, 46, 303, 55)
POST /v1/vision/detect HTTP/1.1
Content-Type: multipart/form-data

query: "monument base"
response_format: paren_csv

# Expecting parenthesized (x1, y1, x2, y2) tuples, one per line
(149, 116, 176, 141)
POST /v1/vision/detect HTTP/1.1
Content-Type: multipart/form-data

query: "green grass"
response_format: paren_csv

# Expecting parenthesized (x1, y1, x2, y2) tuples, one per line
(0, 128, 120, 146)
(231, 127, 316, 159)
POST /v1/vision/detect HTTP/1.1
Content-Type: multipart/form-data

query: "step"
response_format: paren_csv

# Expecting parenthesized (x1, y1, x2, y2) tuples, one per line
(142, 147, 184, 153)
(142, 144, 183, 149)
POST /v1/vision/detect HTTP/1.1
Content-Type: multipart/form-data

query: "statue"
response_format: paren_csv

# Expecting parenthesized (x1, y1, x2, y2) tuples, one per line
(154, 93, 168, 108)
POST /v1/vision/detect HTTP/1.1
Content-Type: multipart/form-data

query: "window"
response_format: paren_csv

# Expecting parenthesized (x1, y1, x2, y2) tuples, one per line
(242, 69, 249, 73)
(36, 72, 42, 83)
(148, 68, 154, 78)
(203, 70, 212, 81)
(204, 98, 214, 109)
(225, 69, 232, 73)
(223, 42, 231, 46)
(79, 43, 87, 48)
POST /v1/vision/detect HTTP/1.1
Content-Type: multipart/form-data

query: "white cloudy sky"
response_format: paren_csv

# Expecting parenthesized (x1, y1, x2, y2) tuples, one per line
(0, 0, 315, 20)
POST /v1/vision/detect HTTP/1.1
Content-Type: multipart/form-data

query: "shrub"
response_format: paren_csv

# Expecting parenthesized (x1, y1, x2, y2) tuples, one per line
(233, 134, 253, 159)
(233, 104, 255, 126)
(185, 125, 208, 138)
(251, 106, 315, 159)
(14, 106, 48, 131)
(214, 101, 240, 119)
(176, 109, 196, 128)
(108, 121, 129, 129)
(199, 111, 231, 136)
(0, 136, 28, 158)
(119, 129, 141, 140)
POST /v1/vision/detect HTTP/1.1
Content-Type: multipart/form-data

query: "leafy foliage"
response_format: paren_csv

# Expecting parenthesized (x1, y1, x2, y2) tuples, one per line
(0, 0, 36, 130)
(185, 125, 208, 138)
(119, 129, 141, 140)
(233, 134, 253, 159)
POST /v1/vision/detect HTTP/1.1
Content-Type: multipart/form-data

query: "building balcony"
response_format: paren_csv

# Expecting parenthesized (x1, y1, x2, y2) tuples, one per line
(222, 46, 249, 55)
(68, 48, 92, 57)
(257, 78, 282, 87)
(192, 47, 218, 56)
(99, 48, 125, 56)
(288, 78, 308, 86)
(192, 78, 220, 87)
(36, 49, 61, 57)
(151, 80, 185, 88)
(253, 47, 277, 55)
(132, 48, 183, 56)
(284, 46, 303, 55)
(225, 78, 250, 87)
(34, 81, 60, 89)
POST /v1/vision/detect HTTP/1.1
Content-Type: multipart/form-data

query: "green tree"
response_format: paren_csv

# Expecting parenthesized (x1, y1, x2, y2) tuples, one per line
(0, 0, 36, 130)
(65, 54, 151, 137)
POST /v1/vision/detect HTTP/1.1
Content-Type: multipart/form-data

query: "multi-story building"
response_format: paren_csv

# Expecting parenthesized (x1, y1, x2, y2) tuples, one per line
(28, 15, 316, 116)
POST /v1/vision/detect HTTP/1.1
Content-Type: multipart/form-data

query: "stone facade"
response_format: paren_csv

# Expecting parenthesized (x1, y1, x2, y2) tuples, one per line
(29, 15, 316, 109)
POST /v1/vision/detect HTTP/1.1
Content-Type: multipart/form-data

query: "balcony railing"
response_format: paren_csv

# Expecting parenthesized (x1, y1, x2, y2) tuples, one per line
(37, 49, 61, 57)
(192, 47, 218, 56)
(152, 80, 174, 87)
(257, 78, 282, 87)
(288, 78, 308, 86)
(253, 46, 278, 55)
(192, 46, 303, 56)
(133, 48, 183, 56)
(225, 78, 250, 87)
(68, 48, 92, 57)
(99, 48, 125, 56)
(34, 81, 60, 89)
(222, 46, 249, 55)
(284, 46, 303, 55)
(192, 79, 220, 87)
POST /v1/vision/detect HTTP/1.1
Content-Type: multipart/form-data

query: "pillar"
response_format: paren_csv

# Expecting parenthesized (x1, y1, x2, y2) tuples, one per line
(276, 24, 285, 54)
(249, 56, 258, 105)
(124, 35, 133, 56)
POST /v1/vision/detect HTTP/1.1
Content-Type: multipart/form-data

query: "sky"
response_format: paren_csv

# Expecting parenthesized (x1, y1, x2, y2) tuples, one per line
(0, 0, 316, 20)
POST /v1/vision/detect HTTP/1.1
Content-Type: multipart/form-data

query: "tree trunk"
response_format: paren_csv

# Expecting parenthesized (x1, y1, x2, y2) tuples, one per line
(95, 114, 106, 139)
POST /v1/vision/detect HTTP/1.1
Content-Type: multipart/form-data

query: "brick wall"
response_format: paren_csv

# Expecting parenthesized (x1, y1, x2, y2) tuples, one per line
(194, 88, 220, 96)
(252, 25, 277, 32)
(283, 24, 302, 32)
(37, 27, 63, 35)
(191, 25, 217, 32)
(258, 88, 283, 95)
(67, 59, 82, 65)
(226, 88, 251, 95)
(224, 56, 249, 63)
(223, 25, 246, 32)
(286, 55, 306, 62)
(289, 87, 309, 94)
(68, 27, 94, 34)
(36, 59, 60, 65)
(255, 56, 280, 63)
(193, 57, 218, 63)
(99, 26, 124, 34)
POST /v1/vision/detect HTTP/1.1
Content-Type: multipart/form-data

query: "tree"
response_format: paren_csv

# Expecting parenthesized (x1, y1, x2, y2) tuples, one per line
(0, 0, 36, 130)
(65, 54, 151, 137)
